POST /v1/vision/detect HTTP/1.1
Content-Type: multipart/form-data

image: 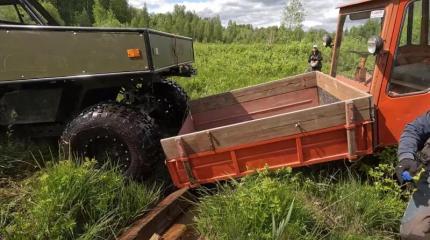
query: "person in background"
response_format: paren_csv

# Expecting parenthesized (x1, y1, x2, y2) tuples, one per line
(308, 45, 323, 71)
(396, 111, 430, 240)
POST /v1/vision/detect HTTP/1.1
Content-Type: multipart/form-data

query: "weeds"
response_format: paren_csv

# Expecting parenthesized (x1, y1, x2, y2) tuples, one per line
(0, 160, 160, 239)
(195, 149, 407, 240)
(0, 138, 54, 180)
(195, 173, 327, 240)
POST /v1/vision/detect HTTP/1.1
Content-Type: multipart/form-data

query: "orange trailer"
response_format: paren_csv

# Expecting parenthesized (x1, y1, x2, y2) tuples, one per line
(162, 0, 430, 188)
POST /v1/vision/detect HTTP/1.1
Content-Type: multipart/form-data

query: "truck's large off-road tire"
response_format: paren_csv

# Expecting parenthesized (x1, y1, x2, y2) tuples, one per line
(145, 79, 189, 135)
(61, 103, 161, 180)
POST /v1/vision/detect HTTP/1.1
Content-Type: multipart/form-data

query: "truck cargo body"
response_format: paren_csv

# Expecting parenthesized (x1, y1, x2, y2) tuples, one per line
(0, 25, 194, 82)
(0, 25, 194, 135)
(161, 72, 374, 188)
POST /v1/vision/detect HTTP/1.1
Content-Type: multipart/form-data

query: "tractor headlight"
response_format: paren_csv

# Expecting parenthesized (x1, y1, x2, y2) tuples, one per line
(367, 36, 384, 55)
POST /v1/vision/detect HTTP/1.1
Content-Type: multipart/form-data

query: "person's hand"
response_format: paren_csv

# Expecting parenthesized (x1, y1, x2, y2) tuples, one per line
(395, 158, 420, 184)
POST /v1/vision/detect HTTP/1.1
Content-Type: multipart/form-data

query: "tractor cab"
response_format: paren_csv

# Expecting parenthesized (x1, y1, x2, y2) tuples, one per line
(325, 0, 430, 146)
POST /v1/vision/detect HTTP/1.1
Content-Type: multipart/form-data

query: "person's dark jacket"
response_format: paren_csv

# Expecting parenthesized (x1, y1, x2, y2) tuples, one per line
(398, 111, 430, 161)
(308, 51, 323, 69)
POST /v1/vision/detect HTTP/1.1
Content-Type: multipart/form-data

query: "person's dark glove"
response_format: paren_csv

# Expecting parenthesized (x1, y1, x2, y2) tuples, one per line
(395, 158, 420, 184)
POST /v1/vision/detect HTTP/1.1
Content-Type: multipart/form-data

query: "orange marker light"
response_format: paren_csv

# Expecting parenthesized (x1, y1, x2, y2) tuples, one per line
(127, 49, 142, 59)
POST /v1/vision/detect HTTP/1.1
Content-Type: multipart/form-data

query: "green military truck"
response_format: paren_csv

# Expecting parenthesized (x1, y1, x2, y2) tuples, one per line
(0, 0, 195, 179)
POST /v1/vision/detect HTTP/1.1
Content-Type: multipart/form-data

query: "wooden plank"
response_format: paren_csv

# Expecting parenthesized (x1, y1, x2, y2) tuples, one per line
(161, 96, 372, 160)
(351, 96, 374, 121)
(149, 234, 162, 240)
(118, 188, 192, 240)
(162, 224, 188, 240)
(316, 72, 368, 100)
(162, 210, 196, 240)
(190, 72, 317, 114)
(192, 88, 319, 130)
(210, 100, 371, 149)
(162, 224, 187, 240)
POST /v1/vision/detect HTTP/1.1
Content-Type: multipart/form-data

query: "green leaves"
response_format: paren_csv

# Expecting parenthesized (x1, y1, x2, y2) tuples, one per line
(272, 198, 295, 240)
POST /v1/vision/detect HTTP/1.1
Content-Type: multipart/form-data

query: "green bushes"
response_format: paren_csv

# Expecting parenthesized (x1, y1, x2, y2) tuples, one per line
(1, 161, 160, 239)
(195, 166, 406, 240)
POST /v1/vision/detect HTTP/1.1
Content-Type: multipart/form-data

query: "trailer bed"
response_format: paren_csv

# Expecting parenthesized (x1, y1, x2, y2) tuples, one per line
(161, 72, 374, 188)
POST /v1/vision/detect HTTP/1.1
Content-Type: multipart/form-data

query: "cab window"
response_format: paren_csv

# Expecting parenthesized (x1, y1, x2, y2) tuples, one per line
(388, 0, 430, 95)
(0, 3, 36, 25)
(336, 10, 384, 84)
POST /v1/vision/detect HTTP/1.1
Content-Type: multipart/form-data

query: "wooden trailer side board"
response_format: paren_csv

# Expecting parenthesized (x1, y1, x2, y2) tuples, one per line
(188, 72, 319, 131)
(192, 87, 320, 131)
(162, 96, 373, 160)
(316, 72, 368, 100)
(190, 72, 317, 114)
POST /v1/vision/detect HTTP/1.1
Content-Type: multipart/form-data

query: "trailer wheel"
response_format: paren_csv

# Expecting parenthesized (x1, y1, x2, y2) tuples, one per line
(61, 103, 161, 180)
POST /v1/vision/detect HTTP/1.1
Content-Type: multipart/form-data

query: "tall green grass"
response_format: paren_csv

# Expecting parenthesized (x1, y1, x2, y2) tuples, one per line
(0, 140, 46, 179)
(0, 160, 160, 239)
(195, 168, 405, 240)
(195, 173, 327, 240)
(178, 43, 332, 99)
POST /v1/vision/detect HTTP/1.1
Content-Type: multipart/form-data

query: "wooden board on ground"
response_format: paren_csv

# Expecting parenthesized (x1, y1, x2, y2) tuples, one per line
(118, 188, 193, 240)
(162, 210, 198, 240)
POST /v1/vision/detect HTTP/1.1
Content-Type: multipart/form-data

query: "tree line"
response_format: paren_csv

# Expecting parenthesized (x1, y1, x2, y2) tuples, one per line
(38, 0, 330, 44)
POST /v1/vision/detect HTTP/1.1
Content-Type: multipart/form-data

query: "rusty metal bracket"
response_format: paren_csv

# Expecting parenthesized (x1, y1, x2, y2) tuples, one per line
(345, 100, 358, 160)
(175, 137, 197, 184)
(206, 131, 216, 152)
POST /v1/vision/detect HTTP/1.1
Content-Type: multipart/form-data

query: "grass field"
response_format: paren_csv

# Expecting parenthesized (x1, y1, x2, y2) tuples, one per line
(0, 42, 408, 239)
(178, 43, 331, 99)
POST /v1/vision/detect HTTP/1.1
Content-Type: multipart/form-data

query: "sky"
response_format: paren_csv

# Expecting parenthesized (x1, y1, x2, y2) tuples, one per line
(128, 0, 353, 31)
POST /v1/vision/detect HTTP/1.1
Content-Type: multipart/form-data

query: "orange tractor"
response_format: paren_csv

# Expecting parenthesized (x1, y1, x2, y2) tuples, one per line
(161, 0, 430, 188)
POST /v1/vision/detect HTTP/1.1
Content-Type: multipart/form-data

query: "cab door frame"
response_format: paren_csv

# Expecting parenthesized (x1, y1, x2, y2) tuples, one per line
(375, 0, 430, 146)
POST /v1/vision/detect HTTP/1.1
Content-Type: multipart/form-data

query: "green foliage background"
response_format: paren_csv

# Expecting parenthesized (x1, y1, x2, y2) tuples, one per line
(178, 43, 332, 99)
